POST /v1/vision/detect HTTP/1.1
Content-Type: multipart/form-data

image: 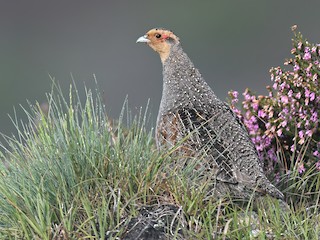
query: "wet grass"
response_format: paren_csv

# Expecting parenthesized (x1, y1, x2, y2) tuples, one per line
(0, 83, 319, 239)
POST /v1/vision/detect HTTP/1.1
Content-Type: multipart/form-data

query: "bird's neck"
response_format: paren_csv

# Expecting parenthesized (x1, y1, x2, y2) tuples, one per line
(159, 46, 215, 113)
(162, 46, 202, 88)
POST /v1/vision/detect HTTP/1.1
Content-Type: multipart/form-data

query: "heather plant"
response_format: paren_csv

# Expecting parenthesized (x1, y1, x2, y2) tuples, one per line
(229, 26, 320, 194)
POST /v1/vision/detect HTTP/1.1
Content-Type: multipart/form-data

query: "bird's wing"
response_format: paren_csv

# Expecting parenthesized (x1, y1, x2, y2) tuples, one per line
(176, 107, 239, 184)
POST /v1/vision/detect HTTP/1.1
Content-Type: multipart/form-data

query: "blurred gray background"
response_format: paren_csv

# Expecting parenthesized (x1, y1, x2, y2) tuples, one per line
(1, 1, 319, 148)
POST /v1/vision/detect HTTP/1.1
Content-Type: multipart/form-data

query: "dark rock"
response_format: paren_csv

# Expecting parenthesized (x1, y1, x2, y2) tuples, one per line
(121, 204, 186, 240)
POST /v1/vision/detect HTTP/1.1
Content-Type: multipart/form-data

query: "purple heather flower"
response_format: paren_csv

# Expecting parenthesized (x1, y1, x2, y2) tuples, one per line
(273, 83, 278, 90)
(293, 64, 300, 72)
(310, 112, 318, 122)
(258, 109, 266, 118)
(232, 108, 241, 116)
(294, 77, 303, 87)
(269, 126, 276, 133)
(252, 123, 259, 131)
(303, 47, 311, 60)
(245, 111, 251, 119)
(267, 148, 277, 161)
(311, 46, 317, 53)
(231, 91, 239, 98)
(276, 68, 282, 75)
(297, 121, 302, 128)
(290, 144, 295, 152)
(281, 95, 289, 104)
(298, 163, 306, 174)
(265, 122, 271, 129)
(280, 120, 288, 127)
(298, 130, 305, 144)
(270, 73, 275, 81)
(313, 150, 320, 158)
(297, 42, 302, 50)
(256, 145, 263, 152)
(303, 52, 312, 61)
(277, 128, 283, 137)
(263, 136, 272, 147)
(244, 92, 251, 101)
(251, 102, 259, 111)
(306, 129, 313, 137)
(296, 92, 301, 99)
(231, 99, 238, 105)
(268, 91, 274, 97)
(255, 135, 261, 142)
(268, 110, 274, 118)
(280, 82, 287, 90)
(305, 120, 310, 126)
(298, 108, 306, 119)
(309, 92, 315, 101)
(298, 130, 304, 138)
(305, 88, 310, 98)
(316, 161, 320, 171)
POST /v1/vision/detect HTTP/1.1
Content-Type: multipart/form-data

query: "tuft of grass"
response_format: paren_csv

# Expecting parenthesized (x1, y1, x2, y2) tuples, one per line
(0, 82, 319, 239)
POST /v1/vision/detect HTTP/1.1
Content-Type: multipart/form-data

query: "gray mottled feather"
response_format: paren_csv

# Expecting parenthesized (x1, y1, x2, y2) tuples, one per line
(156, 42, 284, 200)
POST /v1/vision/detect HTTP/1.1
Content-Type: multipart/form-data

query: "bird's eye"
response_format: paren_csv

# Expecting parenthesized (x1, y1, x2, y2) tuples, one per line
(155, 33, 162, 39)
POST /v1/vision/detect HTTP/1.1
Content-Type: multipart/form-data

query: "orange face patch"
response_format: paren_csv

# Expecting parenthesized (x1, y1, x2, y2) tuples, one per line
(141, 28, 179, 63)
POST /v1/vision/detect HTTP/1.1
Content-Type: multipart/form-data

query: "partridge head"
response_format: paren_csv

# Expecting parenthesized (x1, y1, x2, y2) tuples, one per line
(136, 28, 180, 63)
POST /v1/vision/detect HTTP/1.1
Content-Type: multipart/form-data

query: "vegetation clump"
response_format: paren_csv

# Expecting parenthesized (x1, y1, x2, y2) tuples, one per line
(229, 26, 320, 204)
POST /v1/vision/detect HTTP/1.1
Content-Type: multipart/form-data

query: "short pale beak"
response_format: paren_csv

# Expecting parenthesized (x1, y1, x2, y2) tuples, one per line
(136, 35, 150, 43)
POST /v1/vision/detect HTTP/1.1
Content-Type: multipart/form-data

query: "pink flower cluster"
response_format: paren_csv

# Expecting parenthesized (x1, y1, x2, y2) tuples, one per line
(229, 29, 320, 176)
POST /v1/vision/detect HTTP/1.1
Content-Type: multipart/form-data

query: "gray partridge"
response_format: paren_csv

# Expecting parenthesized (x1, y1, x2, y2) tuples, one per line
(136, 28, 284, 200)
